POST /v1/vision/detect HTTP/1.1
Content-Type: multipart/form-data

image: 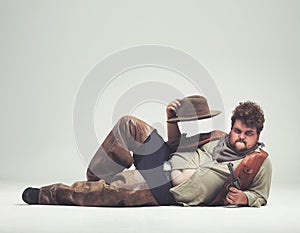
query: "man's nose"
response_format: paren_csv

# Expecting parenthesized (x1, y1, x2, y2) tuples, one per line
(239, 133, 246, 140)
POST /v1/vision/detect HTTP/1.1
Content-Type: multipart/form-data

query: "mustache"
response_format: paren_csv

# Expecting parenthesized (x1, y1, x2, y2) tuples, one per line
(235, 139, 247, 145)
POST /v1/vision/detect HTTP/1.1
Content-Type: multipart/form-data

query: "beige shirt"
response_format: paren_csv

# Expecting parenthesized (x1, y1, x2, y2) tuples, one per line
(167, 140, 272, 207)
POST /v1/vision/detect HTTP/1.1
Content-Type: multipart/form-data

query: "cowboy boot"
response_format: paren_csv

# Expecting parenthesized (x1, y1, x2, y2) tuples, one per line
(86, 115, 155, 183)
(37, 170, 158, 206)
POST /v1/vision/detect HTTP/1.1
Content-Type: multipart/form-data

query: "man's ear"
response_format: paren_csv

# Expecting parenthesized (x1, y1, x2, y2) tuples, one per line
(256, 133, 260, 141)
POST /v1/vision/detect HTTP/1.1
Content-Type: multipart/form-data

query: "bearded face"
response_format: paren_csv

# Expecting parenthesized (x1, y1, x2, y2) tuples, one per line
(229, 119, 259, 152)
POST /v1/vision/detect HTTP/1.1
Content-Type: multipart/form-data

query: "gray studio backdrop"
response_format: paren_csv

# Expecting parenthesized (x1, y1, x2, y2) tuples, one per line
(0, 0, 299, 185)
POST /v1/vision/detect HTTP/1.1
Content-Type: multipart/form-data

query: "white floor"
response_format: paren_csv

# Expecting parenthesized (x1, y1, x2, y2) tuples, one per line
(1, 181, 299, 233)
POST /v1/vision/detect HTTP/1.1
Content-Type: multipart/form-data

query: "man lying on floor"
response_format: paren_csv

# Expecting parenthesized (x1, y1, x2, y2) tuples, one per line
(22, 96, 272, 207)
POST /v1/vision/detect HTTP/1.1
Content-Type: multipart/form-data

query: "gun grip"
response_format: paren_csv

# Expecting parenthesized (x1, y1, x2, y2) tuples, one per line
(225, 183, 231, 191)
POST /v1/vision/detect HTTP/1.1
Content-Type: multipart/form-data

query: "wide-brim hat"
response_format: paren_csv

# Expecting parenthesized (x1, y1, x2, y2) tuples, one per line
(167, 95, 221, 123)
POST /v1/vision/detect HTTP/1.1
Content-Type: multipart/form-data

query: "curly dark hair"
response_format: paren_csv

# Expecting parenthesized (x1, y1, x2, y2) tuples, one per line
(231, 101, 265, 134)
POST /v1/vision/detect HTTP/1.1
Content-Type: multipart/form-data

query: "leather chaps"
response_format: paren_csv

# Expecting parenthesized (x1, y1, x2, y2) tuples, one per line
(38, 116, 159, 206)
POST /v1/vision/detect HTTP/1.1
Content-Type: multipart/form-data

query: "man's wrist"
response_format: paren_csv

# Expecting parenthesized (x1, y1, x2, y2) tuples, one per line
(240, 191, 249, 205)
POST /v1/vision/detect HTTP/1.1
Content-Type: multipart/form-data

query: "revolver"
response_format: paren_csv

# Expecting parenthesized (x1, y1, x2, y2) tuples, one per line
(226, 162, 241, 191)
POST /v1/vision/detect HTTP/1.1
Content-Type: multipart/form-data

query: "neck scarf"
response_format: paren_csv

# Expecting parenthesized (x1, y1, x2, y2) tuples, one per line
(212, 134, 264, 162)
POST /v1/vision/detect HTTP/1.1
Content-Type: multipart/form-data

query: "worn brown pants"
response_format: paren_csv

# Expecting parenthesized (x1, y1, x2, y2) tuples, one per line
(38, 116, 159, 206)
(86, 115, 155, 183)
(39, 170, 158, 206)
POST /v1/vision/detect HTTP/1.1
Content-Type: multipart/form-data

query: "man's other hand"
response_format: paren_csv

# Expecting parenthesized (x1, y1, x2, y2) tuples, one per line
(166, 99, 181, 119)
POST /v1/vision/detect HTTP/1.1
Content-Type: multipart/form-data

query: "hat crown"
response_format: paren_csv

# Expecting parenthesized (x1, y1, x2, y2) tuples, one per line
(177, 95, 210, 117)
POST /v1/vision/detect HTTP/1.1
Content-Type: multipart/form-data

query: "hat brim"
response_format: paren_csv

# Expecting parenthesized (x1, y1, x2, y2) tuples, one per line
(166, 110, 221, 123)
